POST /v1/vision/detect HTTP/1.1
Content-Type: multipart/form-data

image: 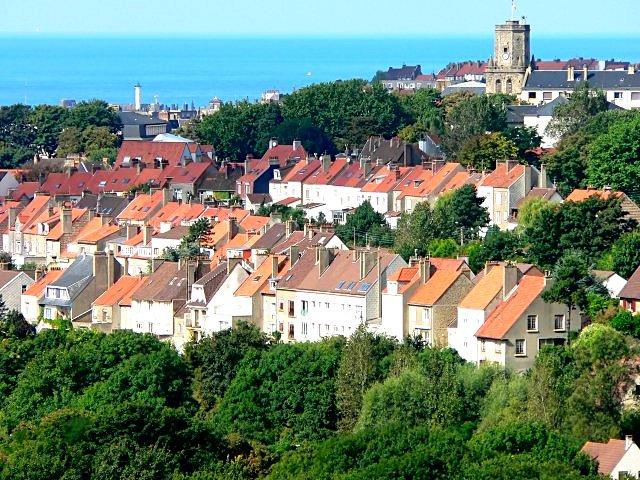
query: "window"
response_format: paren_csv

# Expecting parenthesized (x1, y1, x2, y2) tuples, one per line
(526, 315, 538, 332)
(21, 284, 27, 293)
(554, 314, 565, 331)
(288, 300, 295, 317)
(515, 339, 526, 356)
(288, 323, 295, 339)
(614, 91, 623, 99)
(528, 92, 537, 99)
(632, 92, 640, 101)
(325, 324, 330, 331)
(278, 302, 284, 312)
(543, 91, 552, 101)
(481, 339, 486, 352)
(301, 300, 308, 315)
(301, 322, 308, 335)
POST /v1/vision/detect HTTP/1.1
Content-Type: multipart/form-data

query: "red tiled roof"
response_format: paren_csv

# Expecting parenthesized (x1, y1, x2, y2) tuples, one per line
(620, 265, 640, 300)
(10, 182, 39, 201)
(409, 270, 465, 306)
(115, 141, 189, 169)
(480, 163, 525, 188)
(16, 195, 51, 229)
(116, 190, 164, 222)
(566, 188, 621, 202)
(22, 270, 64, 298)
(475, 275, 545, 340)
(261, 143, 307, 167)
(46, 208, 87, 240)
(94, 275, 149, 307)
(390, 267, 419, 283)
(581, 439, 628, 475)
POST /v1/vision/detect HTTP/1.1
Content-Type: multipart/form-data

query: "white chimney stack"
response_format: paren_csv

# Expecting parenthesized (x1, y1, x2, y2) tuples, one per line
(134, 83, 142, 111)
(626, 435, 634, 451)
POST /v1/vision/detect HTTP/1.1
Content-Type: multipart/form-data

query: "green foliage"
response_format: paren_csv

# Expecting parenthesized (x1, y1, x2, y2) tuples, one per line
(432, 184, 490, 241)
(516, 196, 553, 230)
(587, 112, 640, 200)
(610, 230, 640, 279)
(0, 310, 35, 339)
(442, 94, 510, 157)
(467, 226, 522, 274)
(609, 310, 640, 338)
(184, 322, 269, 410)
(393, 201, 437, 260)
(458, 133, 518, 171)
(270, 118, 336, 155)
(255, 203, 306, 225)
(546, 83, 610, 139)
(335, 201, 394, 248)
(428, 238, 460, 258)
(215, 339, 344, 445)
(503, 126, 542, 160)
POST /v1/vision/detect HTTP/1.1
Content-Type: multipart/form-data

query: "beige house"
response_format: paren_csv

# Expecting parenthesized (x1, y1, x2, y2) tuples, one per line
(407, 269, 473, 347)
(21, 269, 64, 324)
(475, 273, 580, 370)
(91, 275, 148, 332)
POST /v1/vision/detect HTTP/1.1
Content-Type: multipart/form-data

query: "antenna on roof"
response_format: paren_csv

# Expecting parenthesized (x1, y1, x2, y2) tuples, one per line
(511, 0, 517, 20)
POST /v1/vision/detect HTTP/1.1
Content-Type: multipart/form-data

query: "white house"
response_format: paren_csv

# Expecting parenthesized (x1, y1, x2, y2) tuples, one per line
(593, 270, 628, 299)
(582, 436, 640, 479)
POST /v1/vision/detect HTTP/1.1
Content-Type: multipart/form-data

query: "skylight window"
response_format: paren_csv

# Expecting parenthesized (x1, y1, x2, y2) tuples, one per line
(358, 283, 371, 292)
(347, 281, 356, 290)
(336, 281, 346, 290)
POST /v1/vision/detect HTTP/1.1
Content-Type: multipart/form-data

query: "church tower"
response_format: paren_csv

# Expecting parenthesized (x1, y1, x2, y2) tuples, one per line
(485, 17, 531, 95)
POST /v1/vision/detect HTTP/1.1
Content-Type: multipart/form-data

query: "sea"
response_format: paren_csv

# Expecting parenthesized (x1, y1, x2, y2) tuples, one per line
(1, 35, 639, 107)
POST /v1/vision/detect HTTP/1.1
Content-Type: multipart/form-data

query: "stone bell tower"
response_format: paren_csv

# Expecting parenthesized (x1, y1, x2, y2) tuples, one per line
(486, 15, 531, 95)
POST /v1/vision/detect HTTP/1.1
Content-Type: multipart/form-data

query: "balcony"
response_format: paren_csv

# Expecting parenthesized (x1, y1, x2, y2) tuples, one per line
(184, 313, 201, 330)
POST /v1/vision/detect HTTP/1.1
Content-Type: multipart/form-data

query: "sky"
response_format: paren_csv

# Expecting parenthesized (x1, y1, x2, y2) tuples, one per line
(0, 0, 637, 37)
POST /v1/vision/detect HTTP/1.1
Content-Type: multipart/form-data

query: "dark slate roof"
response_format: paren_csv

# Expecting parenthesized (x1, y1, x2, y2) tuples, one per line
(251, 223, 287, 250)
(75, 193, 132, 217)
(44, 254, 94, 304)
(380, 65, 422, 81)
(187, 262, 228, 306)
(525, 70, 640, 90)
(246, 193, 272, 204)
(119, 111, 167, 126)
(620, 265, 640, 300)
(535, 95, 569, 116)
(507, 104, 539, 124)
(198, 169, 243, 192)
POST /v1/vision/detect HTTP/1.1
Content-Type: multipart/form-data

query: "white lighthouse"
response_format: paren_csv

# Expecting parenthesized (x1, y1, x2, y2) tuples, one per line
(134, 83, 142, 111)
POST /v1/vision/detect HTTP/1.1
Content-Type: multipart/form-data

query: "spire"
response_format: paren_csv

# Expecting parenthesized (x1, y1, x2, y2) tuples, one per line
(511, 0, 517, 20)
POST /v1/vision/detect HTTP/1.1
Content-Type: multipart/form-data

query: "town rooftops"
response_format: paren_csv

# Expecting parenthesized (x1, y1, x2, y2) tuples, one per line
(409, 270, 465, 306)
(566, 187, 622, 202)
(581, 439, 630, 476)
(525, 69, 640, 90)
(235, 255, 286, 298)
(380, 64, 422, 81)
(116, 190, 165, 222)
(619, 265, 640, 300)
(131, 261, 200, 303)
(115, 140, 189, 169)
(93, 275, 148, 307)
(187, 262, 228, 306)
(459, 265, 505, 310)
(16, 195, 50, 226)
(9, 182, 39, 201)
(261, 142, 307, 166)
(22, 269, 64, 299)
(75, 218, 121, 244)
(153, 225, 190, 240)
(480, 162, 526, 189)
(475, 275, 546, 340)
(46, 208, 87, 240)
(75, 193, 131, 217)
(44, 253, 94, 305)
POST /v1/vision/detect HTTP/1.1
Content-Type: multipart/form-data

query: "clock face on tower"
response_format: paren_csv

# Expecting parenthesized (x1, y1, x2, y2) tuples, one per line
(502, 52, 510, 60)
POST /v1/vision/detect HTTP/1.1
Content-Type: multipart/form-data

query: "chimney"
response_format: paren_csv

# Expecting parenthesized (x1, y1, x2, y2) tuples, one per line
(539, 163, 548, 188)
(143, 223, 153, 245)
(269, 138, 278, 150)
(316, 247, 334, 276)
(271, 255, 279, 278)
(244, 155, 251, 176)
(321, 154, 331, 172)
(292, 140, 302, 151)
(125, 224, 137, 240)
(106, 249, 115, 287)
(285, 220, 293, 237)
(582, 65, 588, 82)
(226, 256, 242, 275)
(48, 205, 54, 217)
(505, 159, 519, 172)
(61, 206, 73, 235)
(34, 267, 43, 282)
(227, 216, 238, 242)
(503, 262, 520, 299)
(92, 251, 107, 280)
(567, 66, 575, 82)
(162, 188, 172, 207)
(629, 65, 636, 75)
(8, 207, 18, 228)
(626, 435, 634, 451)
(359, 250, 376, 280)
(419, 257, 431, 284)
(289, 245, 300, 266)
(359, 157, 371, 177)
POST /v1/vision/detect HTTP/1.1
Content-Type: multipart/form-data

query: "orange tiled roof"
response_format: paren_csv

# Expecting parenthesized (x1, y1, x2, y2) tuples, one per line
(390, 266, 419, 283)
(480, 163, 525, 188)
(16, 195, 50, 226)
(235, 255, 286, 297)
(566, 188, 621, 202)
(409, 270, 464, 306)
(119, 277, 150, 307)
(459, 265, 504, 310)
(581, 439, 628, 476)
(430, 258, 468, 272)
(116, 191, 164, 222)
(94, 275, 149, 307)
(239, 214, 269, 232)
(22, 270, 64, 298)
(75, 218, 121, 243)
(46, 208, 88, 240)
(475, 275, 545, 340)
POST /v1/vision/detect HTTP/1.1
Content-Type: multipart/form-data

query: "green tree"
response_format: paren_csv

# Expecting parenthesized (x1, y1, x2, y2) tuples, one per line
(442, 94, 510, 157)
(30, 105, 69, 156)
(0, 310, 35, 339)
(516, 196, 553, 230)
(56, 126, 83, 157)
(458, 132, 518, 171)
(546, 83, 609, 139)
(432, 184, 490, 242)
(336, 201, 394, 248)
(335, 326, 377, 432)
(610, 230, 640, 279)
(393, 201, 437, 260)
(467, 226, 522, 274)
(184, 321, 269, 410)
(503, 126, 542, 160)
(586, 113, 640, 199)
(83, 125, 118, 153)
(270, 118, 335, 155)
(542, 251, 604, 343)
(65, 100, 122, 133)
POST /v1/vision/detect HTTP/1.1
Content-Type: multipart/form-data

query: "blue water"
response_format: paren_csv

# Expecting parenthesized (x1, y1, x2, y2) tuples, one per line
(1, 36, 639, 107)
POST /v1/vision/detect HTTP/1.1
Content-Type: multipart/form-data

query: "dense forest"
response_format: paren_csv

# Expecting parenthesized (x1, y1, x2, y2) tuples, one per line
(1, 310, 640, 479)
